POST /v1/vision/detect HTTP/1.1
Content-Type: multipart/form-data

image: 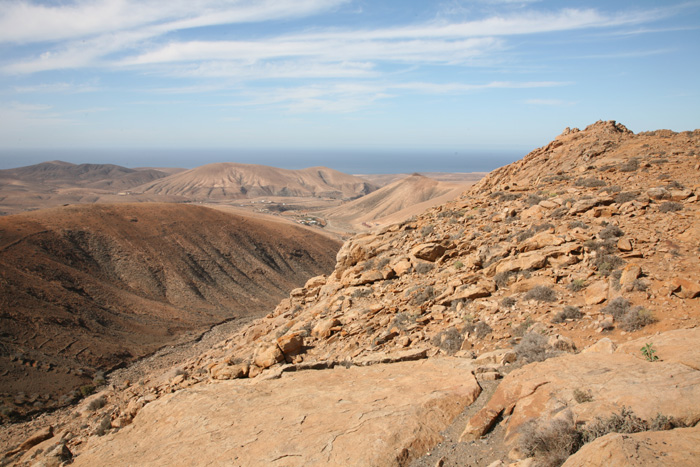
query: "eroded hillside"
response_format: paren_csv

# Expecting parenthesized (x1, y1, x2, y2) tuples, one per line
(0, 203, 340, 417)
(3, 121, 700, 466)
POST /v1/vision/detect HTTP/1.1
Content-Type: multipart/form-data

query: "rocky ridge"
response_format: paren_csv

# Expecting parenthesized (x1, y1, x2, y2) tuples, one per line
(3, 121, 700, 466)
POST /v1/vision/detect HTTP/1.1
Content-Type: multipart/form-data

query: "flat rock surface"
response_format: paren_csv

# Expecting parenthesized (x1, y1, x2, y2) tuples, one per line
(73, 358, 481, 467)
(563, 425, 700, 467)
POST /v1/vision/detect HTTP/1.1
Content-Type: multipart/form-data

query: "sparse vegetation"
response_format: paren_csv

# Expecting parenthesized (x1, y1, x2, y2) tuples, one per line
(464, 320, 493, 339)
(619, 158, 640, 172)
(520, 407, 684, 467)
(526, 193, 545, 206)
(431, 327, 464, 355)
(501, 296, 517, 308)
(512, 316, 534, 337)
(453, 260, 464, 270)
(518, 414, 582, 467)
(568, 220, 588, 230)
(415, 262, 434, 275)
(515, 332, 559, 363)
(621, 306, 655, 331)
(525, 286, 557, 302)
(80, 385, 96, 398)
(573, 388, 593, 403)
(420, 224, 434, 237)
(658, 201, 682, 212)
(641, 343, 659, 362)
(552, 306, 582, 324)
(575, 178, 607, 188)
(614, 191, 639, 204)
(567, 279, 587, 292)
(87, 395, 107, 412)
(601, 297, 631, 320)
(599, 224, 624, 239)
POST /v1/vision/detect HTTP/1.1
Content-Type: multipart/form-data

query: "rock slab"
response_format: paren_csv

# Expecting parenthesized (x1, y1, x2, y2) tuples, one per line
(73, 359, 481, 467)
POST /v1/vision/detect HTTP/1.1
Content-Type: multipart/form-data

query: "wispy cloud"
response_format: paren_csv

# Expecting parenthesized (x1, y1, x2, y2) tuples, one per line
(0, 0, 349, 44)
(525, 98, 576, 106)
(13, 81, 100, 94)
(1, 5, 664, 77)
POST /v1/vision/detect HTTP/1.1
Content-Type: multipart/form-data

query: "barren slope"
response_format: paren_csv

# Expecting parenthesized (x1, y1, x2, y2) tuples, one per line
(323, 173, 471, 231)
(0, 203, 340, 414)
(137, 162, 376, 201)
(4, 122, 700, 467)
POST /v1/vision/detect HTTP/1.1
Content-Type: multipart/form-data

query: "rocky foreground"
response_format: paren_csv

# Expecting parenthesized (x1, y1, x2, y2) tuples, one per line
(3, 121, 700, 466)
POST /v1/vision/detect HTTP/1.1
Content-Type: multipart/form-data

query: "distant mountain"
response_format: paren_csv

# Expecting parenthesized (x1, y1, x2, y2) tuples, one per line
(137, 162, 377, 200)
(322, 173, 469, 230)
(0, 160, 170, 190)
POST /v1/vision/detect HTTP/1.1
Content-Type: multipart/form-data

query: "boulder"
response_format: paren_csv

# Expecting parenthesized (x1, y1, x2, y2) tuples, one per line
(584, 280, 608, 305)
(619, 263, 642, 286)
(671, 278, 700, 299)
(312, 318, 341, 338)
(253, 344, 284, 369)
(277, 333, 304, 356)
(411, 243, 447, 262)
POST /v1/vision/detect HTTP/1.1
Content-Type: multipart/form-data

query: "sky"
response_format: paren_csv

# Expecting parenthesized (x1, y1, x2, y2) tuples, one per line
(0, 0, 699, 172)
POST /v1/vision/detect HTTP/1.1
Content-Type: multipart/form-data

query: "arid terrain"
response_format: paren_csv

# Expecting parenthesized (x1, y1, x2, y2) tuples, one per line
(0, 203, 340, 418)
(2, 121, 700, 467)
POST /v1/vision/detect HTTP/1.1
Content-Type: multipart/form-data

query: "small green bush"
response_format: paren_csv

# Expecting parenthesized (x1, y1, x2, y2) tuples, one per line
(641, 343, 658, 362)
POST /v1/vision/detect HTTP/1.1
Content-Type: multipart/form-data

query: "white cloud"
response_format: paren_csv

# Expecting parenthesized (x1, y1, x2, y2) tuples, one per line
(0, 0, 349, 44)
(13, 81, 99, 94)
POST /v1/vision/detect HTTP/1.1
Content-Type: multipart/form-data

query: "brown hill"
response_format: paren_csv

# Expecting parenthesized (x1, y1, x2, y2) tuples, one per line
(0, 160, 169, 191)
(136, 162, 376, 201)
(0, 161, 174, 215)
(322, 173, 472, 231)
(4, 122, 700, 466)
(0, 203, 340, 415)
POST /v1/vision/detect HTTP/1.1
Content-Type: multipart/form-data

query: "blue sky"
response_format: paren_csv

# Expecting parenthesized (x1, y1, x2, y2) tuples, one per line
(0, 0, 699, 171)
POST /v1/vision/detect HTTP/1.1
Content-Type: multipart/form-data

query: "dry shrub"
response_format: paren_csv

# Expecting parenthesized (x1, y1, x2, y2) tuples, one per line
(525, 286, 557, 302)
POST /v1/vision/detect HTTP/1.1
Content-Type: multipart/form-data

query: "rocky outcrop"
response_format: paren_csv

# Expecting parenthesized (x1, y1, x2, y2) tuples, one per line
(71, 359, 481, 467)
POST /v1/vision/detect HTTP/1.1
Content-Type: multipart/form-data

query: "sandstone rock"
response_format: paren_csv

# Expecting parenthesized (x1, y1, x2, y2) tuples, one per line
(304, 275, 327, 290)
(350, 270, 384, 286)
(671, 278, 700, 299)
(581, 338, 616, 354)
(312, 318, 341, 338)
(518, 233, 564, 253)
(253, 344, 284, 369)
(619, 263, 642, 286)
(412, 243, 447, 262)
(584, 280, 608, 305)
(615, 328, 700, 370)
(392, 259, 413, 276)
(462, 329, 700, 450)
(7, 425, 53, 456)
(647, 186, 669, 200)
(521, 205, 545, 220)
(460, 407, 502, 441)
(563, 425, 700, 467)
(569, 197, 612, 215)
(73, 359, 482, 467)
(211, 363, 249, 380)
(616, 237, 633, 252)
(473, 349, 517, 366)
(491, 251, 548, 276)
(277, 333, 304, 356)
